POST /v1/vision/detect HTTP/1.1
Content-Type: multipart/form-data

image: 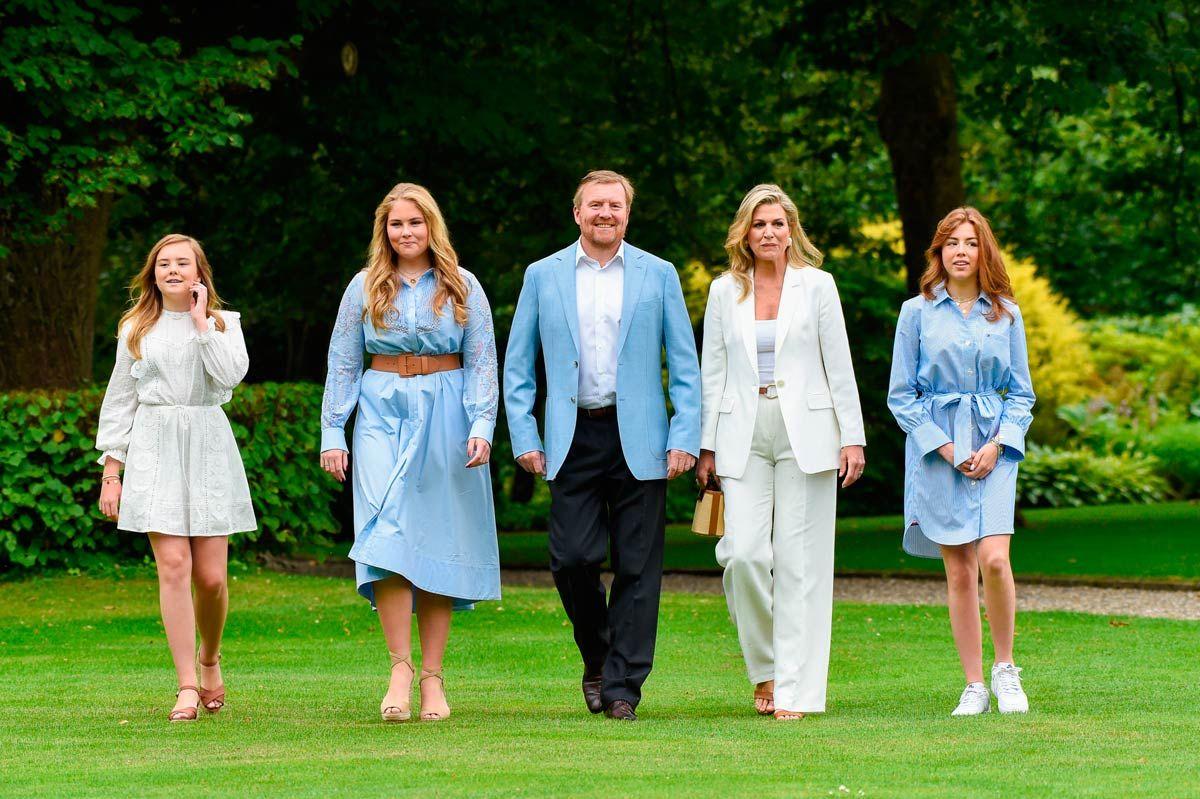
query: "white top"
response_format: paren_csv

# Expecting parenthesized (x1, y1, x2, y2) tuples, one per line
(574, 239, 625, 408)
(756, 319, 777, 385)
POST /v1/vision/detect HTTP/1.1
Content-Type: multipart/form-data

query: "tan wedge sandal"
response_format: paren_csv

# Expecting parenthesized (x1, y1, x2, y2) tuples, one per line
(381, 652, 414, 722)
(199, 653, 225, 713)
(169, 686, 201, 723)
(754, 683, 775, 716)
(419, 669, 450, 722)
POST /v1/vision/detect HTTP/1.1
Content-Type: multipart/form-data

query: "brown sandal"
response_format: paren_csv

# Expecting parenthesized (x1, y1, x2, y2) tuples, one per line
(754, 682, 775, 715)
(419, 669, 450, 721)
(381, 652, 414, 722)
(199, 653, 225, 713)
(169, 686, 201, 722)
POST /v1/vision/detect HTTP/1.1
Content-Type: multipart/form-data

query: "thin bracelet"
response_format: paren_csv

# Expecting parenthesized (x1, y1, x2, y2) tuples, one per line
(102, 475, 121, 484)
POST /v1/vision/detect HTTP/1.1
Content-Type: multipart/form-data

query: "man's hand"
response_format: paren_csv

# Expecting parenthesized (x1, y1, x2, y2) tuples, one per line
(839, 445, 866, 488)
(666, 449, 696, 480)
(516, 450, 546, 476)
(695, 450, 719, 488)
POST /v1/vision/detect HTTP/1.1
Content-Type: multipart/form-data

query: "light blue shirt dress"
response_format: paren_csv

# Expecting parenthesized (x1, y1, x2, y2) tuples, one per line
(886, 286, 1036, 558)
(320, 269, 501, 608)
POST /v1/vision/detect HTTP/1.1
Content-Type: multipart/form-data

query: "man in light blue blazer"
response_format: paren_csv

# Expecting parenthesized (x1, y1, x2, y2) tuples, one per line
(504, 170, 701, 721)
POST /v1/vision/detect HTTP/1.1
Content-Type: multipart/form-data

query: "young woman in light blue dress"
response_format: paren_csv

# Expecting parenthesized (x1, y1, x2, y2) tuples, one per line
(887, 207, 1035, 717)
(319, 183, 500, 722)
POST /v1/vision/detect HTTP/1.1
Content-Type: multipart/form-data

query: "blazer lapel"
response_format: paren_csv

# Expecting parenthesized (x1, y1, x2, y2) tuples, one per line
(553, 247, 580, 355)
(616, 246, 647, 355)
(738, 276, 757, 371)
(774, 267, 806, 352)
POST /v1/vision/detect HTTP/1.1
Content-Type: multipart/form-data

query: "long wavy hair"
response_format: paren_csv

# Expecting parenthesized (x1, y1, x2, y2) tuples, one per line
(117, 234, 227, 359)
(920, 206, 1014, 322)
(362, 183, 468, 329)
(724, 184, 823, 302)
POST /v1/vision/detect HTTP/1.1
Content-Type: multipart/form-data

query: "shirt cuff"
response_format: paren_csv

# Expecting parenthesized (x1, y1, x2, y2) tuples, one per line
(997, 423, 1027, 462)
(97, 450, 126, 467)
(468, 417, 495, 445)
(194, 318, 217, 343)
(911, 421, 951, 457)
(321, 427, 349, 453)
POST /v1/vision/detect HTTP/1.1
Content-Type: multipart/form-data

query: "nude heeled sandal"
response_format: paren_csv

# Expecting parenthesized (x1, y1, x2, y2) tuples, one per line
(169, 686, 201, 722)
(381, 652, 414, 722)
(419, 669, 450, 721)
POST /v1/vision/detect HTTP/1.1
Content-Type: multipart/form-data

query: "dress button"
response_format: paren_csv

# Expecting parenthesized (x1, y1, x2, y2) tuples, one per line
(570, 397, 576, 404)
(573, 360, 578, 367)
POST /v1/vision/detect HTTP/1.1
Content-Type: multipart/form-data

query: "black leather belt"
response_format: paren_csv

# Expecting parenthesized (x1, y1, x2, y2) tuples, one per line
(578, 405, 617, 418)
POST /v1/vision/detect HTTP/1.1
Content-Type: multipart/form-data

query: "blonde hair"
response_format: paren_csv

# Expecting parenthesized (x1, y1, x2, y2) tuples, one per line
(724, 184, 823, 302)
(573, 170, 635, 208)
(117, 234, 227, 360)
(920, 206, 1015, 323)
(363, 183, 468, 329)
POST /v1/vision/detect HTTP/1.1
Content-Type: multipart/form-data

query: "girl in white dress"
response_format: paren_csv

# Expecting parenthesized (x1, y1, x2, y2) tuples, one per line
(95, 233, 256, 722)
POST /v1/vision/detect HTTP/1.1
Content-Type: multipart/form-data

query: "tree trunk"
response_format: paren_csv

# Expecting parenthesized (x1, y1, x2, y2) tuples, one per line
(877, 17, 965, 293)
(0, 194, 113, 389)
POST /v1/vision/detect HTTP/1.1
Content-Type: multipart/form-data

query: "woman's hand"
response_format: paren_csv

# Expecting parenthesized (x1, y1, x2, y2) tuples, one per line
(962, 441, 1000, 479)
(99, 480, 121, 520)
(190, 281, 210, 333)
(937, 442, 956, 466)
(839, 445, 865, 488)
(465, 438, 491, 468)
(321, 449, 350, 482)
(696, 449, 719, 488)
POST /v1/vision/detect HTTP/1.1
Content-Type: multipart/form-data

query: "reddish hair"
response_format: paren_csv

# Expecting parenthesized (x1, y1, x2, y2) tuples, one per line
(920, 207, 1014, 322)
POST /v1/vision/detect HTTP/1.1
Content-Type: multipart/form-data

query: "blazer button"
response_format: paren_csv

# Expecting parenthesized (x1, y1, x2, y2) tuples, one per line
(776, 380, 786, 388)
(573, 360, 578, 368)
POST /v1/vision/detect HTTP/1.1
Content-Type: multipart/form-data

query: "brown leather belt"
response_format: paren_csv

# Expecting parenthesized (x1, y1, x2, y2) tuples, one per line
(578, 405, 617, 418)
(369, 353, 461, 377)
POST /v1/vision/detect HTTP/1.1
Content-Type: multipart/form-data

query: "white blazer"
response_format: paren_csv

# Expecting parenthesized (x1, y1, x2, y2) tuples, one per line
(700, 265, 866, 479)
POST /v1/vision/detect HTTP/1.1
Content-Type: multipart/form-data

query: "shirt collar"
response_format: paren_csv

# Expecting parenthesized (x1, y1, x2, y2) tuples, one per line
(933, 283, 989, 305)
(575, 239, 626, 269)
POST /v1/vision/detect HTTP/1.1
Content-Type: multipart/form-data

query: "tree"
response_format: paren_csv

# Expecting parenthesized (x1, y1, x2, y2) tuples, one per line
(0, 0, 295, 389)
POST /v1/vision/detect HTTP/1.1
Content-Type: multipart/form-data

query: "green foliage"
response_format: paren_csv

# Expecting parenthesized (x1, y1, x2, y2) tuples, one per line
(0, 383, 337, 572)
(1143, 422, 1200, 496)
(0, 0, 298, 253)
(1017, 444, 1170, 509)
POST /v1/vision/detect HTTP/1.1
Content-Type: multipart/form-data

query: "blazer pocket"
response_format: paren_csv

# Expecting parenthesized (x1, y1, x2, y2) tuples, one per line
(719, 396, 735, 413)
(807, 391, 834, 410)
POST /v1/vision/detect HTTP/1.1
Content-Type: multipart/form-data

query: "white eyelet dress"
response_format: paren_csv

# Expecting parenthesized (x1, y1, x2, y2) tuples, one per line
(95, 310, 257, 537)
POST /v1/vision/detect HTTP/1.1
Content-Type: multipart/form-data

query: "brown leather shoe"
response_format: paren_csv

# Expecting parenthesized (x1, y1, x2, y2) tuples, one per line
(604, 699, 637, 721)
(582, 673, 603, 714)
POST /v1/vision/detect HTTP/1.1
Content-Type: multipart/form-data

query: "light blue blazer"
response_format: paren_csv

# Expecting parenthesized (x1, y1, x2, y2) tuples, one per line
(504, 242, 701, 481)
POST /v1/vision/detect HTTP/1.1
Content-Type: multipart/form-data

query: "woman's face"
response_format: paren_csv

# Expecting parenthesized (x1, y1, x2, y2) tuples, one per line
(941, 221, 980, 283)
(387, 199, 430, 262)
(747, 203, 790, 263)
(154, 241, 200, 301)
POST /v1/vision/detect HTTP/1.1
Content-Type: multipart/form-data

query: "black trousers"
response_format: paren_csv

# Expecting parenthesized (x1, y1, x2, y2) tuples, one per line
(548, 412, 667, 708)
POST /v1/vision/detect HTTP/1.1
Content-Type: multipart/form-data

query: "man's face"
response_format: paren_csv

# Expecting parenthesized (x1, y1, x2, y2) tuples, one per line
(573, 182, 629, 249)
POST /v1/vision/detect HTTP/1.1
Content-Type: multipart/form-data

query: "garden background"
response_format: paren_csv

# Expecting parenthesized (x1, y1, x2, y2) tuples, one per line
(1, 3, 1199, 797)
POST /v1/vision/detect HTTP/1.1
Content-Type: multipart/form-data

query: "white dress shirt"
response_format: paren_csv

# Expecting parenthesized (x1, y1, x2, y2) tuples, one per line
(575, 239, 625, 408)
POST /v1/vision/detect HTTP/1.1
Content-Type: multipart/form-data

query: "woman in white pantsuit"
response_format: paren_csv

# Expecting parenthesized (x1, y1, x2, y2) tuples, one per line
(696, 184, 866, 720)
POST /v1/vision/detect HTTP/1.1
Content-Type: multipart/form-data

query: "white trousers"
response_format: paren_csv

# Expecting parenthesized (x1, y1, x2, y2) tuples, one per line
(715, 395, 838, 712)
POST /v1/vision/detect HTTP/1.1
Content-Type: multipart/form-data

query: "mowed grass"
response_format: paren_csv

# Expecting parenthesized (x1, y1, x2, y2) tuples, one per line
(501, 501, 1200, 582)
(1, 572, 1197, 798)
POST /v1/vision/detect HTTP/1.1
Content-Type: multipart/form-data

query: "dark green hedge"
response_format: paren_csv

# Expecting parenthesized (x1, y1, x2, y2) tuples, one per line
(0, 383, 339, 571)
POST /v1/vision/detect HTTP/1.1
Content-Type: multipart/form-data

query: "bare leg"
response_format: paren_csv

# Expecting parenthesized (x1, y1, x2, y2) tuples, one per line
(148, 533, 198, 715)
(415, 589, 453, 719)
(191, 536, 230, 709)
(941, 543, 983, 684)
(375, 576, 416, 713)
(977, 535, 1016, 664)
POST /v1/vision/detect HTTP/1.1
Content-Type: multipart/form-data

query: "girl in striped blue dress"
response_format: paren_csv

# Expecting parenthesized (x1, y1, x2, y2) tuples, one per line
(887, 207, 1035, 717)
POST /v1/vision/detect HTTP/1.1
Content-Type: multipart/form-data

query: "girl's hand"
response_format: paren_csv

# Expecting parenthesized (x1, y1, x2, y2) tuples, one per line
(321, 449, 349, 482)
(839, 445, 866, 488)
(696, 450, 719, 488)
(937, 442, 956, 466)
(99, 480, 121, 520)
(190, 281, 210, 332)
(963, 442, 1000, 479)
(465, 438, 491, 468)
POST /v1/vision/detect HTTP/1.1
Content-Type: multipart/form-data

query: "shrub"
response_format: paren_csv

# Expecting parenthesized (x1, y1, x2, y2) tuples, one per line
(0, 383, 338, 572)
(1017, 444, 1170, 508)
(1142, 422, 1200, 497)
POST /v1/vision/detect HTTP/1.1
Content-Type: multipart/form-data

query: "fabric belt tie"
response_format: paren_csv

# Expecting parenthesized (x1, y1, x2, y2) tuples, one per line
(928, 390, 1002, 467)
(369, 353, 461, 377)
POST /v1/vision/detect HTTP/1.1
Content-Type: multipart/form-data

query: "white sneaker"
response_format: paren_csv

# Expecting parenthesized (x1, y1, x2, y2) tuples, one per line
(951, 682, 990, 716)
(991, 662, 1029, 713)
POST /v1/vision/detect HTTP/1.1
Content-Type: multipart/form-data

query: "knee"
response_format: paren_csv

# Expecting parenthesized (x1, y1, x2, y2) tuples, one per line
(979, 551, 1011, 579)
(192, 567, 228, 598)
(155, 551, 191, 586)
(725, 548, 772, 578)
(552, 549, 601, 573)
(943, 559, 978, 593)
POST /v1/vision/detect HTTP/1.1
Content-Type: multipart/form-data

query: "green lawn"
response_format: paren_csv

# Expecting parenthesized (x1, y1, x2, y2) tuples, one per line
(1, 572, 1196, 798)
(500, 501, 1200, 583)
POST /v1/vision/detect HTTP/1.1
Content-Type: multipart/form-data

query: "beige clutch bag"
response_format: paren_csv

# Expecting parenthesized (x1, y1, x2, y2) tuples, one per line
(691, 480, 725, 537)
